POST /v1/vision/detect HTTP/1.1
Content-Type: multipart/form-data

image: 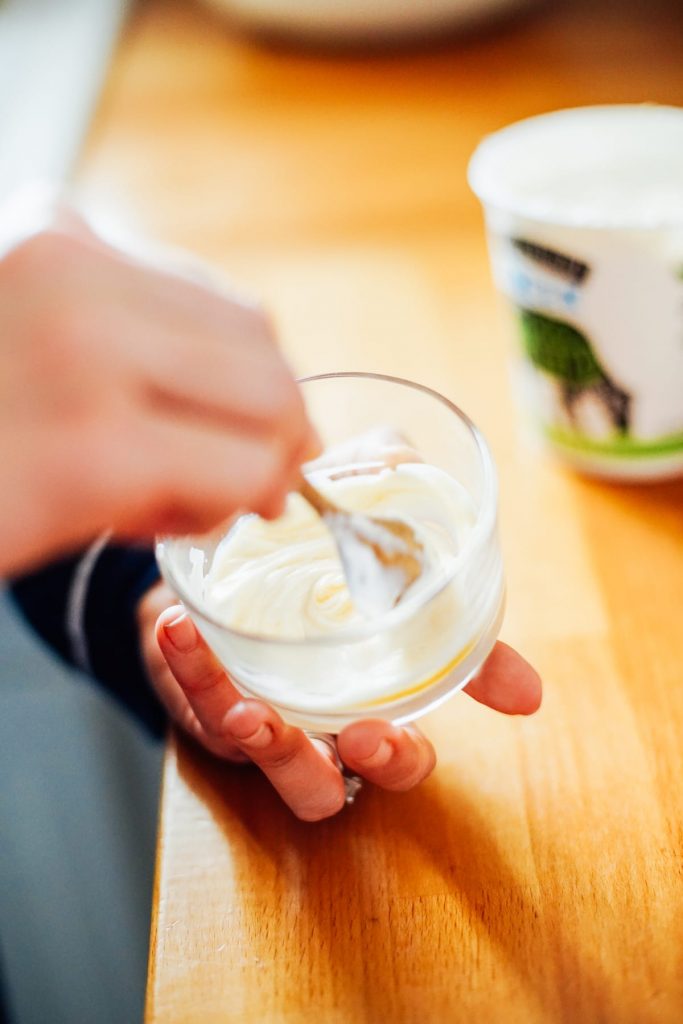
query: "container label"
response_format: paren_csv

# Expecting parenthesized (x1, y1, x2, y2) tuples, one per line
(487, 229, 683, 462)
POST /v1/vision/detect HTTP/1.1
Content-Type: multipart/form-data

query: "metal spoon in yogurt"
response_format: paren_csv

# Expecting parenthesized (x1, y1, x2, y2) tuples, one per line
(298, 475, 424, 616)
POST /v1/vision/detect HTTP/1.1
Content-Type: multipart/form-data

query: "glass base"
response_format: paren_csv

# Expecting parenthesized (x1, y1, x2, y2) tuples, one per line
(272, 592, 506, 733)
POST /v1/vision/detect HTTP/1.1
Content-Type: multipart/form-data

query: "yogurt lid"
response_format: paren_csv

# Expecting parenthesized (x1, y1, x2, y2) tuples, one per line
(468, 104, 683, 230)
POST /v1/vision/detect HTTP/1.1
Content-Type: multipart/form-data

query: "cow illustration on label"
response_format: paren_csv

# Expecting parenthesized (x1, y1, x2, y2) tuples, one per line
(517, 308, 632, 436)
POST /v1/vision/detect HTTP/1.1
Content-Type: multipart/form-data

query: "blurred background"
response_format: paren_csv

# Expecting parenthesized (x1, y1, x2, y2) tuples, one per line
(0, 1, 681, 1022)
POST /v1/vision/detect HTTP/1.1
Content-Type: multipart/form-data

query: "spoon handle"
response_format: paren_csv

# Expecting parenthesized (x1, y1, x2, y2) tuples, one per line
(298, 475, 338, 518)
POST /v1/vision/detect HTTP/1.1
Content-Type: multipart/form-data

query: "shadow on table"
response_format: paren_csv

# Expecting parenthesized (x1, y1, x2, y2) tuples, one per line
(574, 475, 683, 529)
(200, 0, 545, 61)
(179, 741, 622, 1022)
(570, 472, 683, 1013)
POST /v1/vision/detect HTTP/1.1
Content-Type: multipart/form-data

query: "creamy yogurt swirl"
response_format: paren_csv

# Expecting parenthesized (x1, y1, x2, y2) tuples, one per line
(164, 456, 505, 720)
(202, 462, 474, 640)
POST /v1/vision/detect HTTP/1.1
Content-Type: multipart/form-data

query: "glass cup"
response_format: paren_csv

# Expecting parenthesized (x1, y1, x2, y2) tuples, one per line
(156, 373, 504, 739)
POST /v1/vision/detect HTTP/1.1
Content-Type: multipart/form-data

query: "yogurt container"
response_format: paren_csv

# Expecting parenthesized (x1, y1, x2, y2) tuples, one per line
(469, 104, 683, 481)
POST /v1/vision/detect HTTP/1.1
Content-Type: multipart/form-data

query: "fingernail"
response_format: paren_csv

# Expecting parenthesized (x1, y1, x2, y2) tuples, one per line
(163, 611, 197, 653)
(357, 738, 393, 769)
(234, 722, 274, 749)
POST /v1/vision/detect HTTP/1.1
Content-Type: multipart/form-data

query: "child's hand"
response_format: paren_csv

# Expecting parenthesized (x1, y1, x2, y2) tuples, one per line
(139, 582, 541, 821)
(0, 220, 315, 575)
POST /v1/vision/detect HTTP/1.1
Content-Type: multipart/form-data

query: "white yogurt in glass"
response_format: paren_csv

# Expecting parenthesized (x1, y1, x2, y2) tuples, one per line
(157, 374, 505, 732)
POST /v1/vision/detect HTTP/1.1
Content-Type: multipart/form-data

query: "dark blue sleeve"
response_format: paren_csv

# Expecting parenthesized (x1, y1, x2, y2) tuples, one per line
(9, 543, 166, 738)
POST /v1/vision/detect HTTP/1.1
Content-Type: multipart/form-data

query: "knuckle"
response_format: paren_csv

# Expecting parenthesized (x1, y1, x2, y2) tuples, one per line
(182, 665, 225, 697)
(260, 743, 301, 772)
(7, 229, 79, 280)
(225, 300, 275, 352)
(385, 754, 435, 792)
(244, 302, 277, 343)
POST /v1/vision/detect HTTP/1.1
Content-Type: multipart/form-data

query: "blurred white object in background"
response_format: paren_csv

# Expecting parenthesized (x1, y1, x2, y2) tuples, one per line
(0, 0, 128, 201)
(200, 0, 532, 41)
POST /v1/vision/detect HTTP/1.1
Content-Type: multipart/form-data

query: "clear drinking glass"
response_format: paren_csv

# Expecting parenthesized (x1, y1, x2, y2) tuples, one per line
(156, 373, 504, 736)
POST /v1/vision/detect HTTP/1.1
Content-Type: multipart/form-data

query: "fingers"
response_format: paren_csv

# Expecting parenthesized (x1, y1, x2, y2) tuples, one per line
(222, 701, 346, 821)
(118, 265, 314, 489)
(135, 305, 309, 441)
(156, 606, 345, 819)
(156, 606, 245, 730)
(35, 231, 314, 532)
(154, 606, 538, 821)
(338, 720, 436, 791)
(115, 314, 313, 527)
(464, 641, 542, 715)
(113, 412, 299, 535)
(143, 597, 246, 760)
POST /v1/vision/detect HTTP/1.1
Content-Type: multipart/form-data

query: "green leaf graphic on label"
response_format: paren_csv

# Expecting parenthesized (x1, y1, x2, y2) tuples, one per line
(518, 309, 602, 386)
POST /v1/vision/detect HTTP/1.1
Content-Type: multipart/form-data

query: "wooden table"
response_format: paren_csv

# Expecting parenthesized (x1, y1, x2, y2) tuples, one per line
(77, 1, 683, 1020)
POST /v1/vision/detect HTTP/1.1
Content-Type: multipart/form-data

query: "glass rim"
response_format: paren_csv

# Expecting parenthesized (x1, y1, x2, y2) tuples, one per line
(468, 103, 683, 232)
(156, 371, 499, 649)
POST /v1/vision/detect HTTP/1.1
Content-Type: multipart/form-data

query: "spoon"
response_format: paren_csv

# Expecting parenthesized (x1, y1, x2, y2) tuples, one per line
(298, 475, 424, 615)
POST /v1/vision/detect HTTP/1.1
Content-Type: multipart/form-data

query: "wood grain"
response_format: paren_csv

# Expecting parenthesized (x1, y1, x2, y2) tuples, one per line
(76, 1, 683, 1020)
